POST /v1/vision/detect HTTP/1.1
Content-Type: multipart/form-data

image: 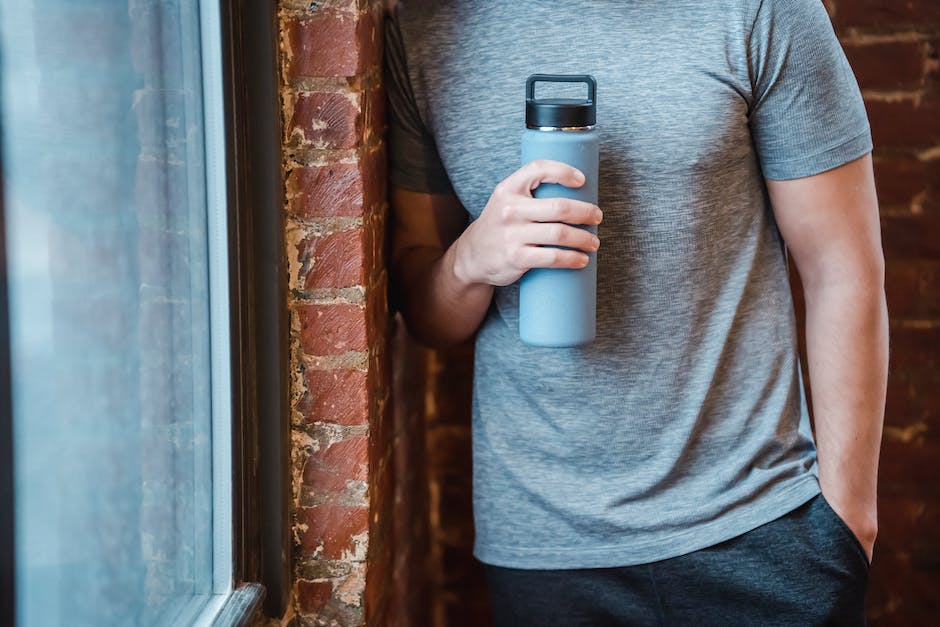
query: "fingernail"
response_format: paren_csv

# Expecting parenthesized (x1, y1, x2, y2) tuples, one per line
(592, 236, 600, 249)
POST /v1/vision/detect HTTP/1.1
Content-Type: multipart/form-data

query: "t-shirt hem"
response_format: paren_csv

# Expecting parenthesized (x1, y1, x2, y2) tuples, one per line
(760, 128, 873, 181)
(472, 476, 821, 570)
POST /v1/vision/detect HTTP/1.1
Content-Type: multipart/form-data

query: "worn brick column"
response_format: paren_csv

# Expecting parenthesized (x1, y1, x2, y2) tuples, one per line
(278, 0, 393, 624)
(829, 1, 940, 623)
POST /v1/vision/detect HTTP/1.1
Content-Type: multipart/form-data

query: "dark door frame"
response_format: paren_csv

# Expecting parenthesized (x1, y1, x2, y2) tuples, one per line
(219, 0, 290, 619)
(1, 118, 15, 627)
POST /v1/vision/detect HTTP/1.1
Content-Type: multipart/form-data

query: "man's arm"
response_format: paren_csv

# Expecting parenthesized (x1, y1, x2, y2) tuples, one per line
(767, 153, 888, 562)
(390, 161, 603, 348)
(389, 187, 493, 346)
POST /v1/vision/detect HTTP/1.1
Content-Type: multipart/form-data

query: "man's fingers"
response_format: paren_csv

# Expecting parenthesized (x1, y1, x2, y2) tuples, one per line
(513, 197, 602, 225)
(501, 160, 585, 195)
(516, 245, 590, 270)
(523, 222, 600, 252)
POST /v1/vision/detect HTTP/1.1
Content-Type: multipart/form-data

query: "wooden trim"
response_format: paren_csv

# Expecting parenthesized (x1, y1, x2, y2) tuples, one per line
(0, 117, 16, 627)
(219, 0, 290, 618)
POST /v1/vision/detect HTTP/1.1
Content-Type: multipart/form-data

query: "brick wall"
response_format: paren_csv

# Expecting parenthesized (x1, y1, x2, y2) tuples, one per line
(393, 341, 486, 627)
(277, 0, 393, 624)
(831, 1, 940, 624)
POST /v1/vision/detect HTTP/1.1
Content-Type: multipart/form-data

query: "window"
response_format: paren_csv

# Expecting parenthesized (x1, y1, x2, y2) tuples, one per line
(0, 1, 237, 624)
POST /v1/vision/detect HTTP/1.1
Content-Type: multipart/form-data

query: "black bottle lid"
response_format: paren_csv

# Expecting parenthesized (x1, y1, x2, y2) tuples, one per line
(525, 74, 597, 129)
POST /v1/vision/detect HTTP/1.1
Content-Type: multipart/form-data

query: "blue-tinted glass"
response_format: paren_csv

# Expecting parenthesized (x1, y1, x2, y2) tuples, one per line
(1, 1, 218, 624)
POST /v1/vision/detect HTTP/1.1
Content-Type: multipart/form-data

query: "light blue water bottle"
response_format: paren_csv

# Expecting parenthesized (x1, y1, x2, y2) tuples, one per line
(519, 74, 599, 347)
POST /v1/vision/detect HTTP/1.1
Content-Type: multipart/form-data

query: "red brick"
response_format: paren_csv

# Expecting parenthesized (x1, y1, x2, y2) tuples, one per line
(926, 157, 940, 213)
(363, 207, 387, 277)
(288, 92, 360, 149)
(836, 1, 940, 28)
(366, 347, 388, 406)
(914, 501, 940, 549)
(366, 461, 394, 547)
(285, 11, 379, 78)
(884, 378, 940, 437)
(426, 426, 472, 477)
(297, 580, 333, 614)
(867, 550, 940, 613)
(881, 214, 940, 259)
(885, 260, 919, 318)
(889, 327, 940, 372)
(887, 365, 940, 417)
(362, 86, 386, 145)
(436, 474, 475, 539)
(287, 162, 366, 218)
(300, 505, 369, 558)
(303, 435, 369, 491)
(366, 269, 389, 347)
(885, 259, 940, 319)
(362, 144, 387, 212)
(876, 495, 925, 551)
(364, 465, 394, 584)
(844, 42, 925, 90)
(296, 228, 365, 289)
(867, 98, 940, 148)
(302, 369, 369, 426)
(868, 606, 940, 626)
(873, 157, 927, 207)
(358, 7, 381, 74)
(299, 303, 367, 355)
(364, 531, 393, 622)
(426, 343, 475, 427)
(285, 148, 383, 219)
(365, 333, 391, 444)
(879, 439, 940, 496)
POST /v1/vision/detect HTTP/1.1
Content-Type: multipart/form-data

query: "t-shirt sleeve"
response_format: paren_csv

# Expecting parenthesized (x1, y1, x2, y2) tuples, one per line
(383, 8, 456, 195)
(747, 0, 872, 181)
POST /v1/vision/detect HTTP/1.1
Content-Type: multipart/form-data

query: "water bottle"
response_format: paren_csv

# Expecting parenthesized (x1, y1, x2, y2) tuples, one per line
(519, 74, 599, 347)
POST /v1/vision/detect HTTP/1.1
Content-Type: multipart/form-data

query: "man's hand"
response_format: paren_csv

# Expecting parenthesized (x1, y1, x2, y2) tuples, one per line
(826, 489, 877, 564)
(391, 160, 603, 348)
(453, 159, 602, 287)
(767, 153, 887, 565)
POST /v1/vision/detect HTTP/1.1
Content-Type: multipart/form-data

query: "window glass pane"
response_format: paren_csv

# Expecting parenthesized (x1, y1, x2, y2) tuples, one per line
(0, 1, 223, 624)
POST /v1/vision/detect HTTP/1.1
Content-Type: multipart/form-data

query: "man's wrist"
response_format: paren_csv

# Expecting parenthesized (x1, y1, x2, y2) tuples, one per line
(450, 230, 481, 288)
(819, 475, 878, 561)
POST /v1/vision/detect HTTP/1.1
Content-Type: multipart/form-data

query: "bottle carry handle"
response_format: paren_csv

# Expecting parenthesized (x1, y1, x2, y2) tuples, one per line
(526, 74, 597, 104)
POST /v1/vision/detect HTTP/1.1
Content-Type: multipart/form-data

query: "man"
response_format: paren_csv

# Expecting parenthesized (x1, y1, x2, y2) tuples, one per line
(385, 0, 888, 624)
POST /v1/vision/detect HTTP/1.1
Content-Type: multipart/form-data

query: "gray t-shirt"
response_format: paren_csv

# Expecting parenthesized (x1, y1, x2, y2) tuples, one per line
(385, 0, 872, 569)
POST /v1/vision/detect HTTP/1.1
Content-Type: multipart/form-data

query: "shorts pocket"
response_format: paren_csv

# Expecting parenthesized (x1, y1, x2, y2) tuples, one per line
(818, 493, 871, 570)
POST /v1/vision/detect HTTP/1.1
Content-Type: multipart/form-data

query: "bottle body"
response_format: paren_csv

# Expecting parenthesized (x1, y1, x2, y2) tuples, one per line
(519, 127, 600, 347)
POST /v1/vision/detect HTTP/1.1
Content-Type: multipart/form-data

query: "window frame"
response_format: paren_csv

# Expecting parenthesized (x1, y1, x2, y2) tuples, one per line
(0, 0, 288, 623)
(218, 0, 290, 621)
(1, 122, 15, 627)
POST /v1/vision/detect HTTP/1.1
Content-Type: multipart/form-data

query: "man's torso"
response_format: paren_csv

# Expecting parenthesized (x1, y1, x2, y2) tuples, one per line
(392, 0, 824, 568)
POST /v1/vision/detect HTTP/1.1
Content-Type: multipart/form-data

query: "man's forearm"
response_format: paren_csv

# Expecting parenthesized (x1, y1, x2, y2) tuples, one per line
(396, 237, 494, 348)
(803, 273, 888, 553)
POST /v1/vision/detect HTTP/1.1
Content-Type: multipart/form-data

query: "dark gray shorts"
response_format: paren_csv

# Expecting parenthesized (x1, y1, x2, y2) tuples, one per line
(482, 493, 870, 626)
